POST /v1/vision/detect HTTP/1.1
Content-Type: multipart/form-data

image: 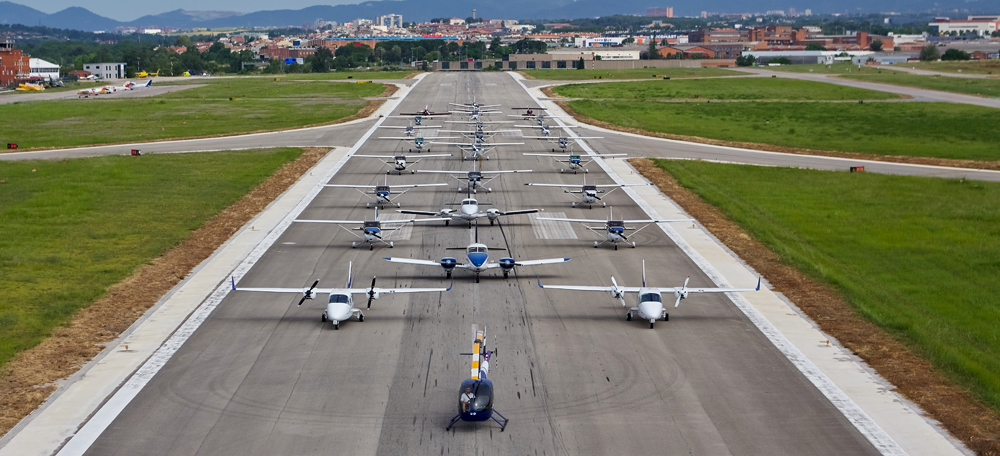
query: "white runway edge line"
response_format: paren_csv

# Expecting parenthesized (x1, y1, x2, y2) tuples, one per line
(511, 73, 909, 455)
(53, 74, 429, 456)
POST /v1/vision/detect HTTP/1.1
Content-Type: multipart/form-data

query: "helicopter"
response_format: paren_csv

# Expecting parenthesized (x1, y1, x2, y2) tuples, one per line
(446, 324, 509, 431)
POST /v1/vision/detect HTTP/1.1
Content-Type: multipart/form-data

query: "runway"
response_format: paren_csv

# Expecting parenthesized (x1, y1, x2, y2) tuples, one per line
(75, 72, 881, 455)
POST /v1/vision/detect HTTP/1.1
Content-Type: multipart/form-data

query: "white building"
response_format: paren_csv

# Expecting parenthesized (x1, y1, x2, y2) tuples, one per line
(746, 50, 873, 65)
(551, 49, 641, 60)
(376, 14, 402, 28)
(29, 58, 60, 81)
(83, 63, 127, 79)
(929, 16, 1000, 36)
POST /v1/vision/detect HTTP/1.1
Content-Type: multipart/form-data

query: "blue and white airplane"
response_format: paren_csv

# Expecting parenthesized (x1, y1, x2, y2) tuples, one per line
(324, 177, 448, 209)
(232, 262, 451, 330)
(524, 176, 653, 208)
(295, 208, 447, 250)
(386, 242, 569, 282)
(377, 123, 442, 137)
(378, 135, 458, 153)
(538, 206, 693, 250)
(522, 152, 627, 174)
(539, 260, 761, 328)
(352, 153, 451, 174)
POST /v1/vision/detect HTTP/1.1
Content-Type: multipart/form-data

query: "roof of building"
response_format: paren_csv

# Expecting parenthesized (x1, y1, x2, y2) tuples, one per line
(29, 58, 58, 68)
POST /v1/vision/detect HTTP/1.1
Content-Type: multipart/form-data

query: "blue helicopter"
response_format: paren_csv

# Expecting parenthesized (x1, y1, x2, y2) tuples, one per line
(446, 324, 509, 432)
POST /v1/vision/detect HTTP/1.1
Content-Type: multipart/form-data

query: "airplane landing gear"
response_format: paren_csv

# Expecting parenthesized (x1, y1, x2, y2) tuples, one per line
(389, 242, 394, 248)
(614, 243, 618, 251)
(475, 274, 481, 283)
(333, 321, 340, 330)
(602, 202, 607, 207)
(594, 241, 599, 248)
(503, 271, 509, 279)
(352, 242, 357, 249)
(631, 242, 637, 248)
(649, 320, 655, 329)
(571, 202, 577, 207)
(321, 314, 328, 322)
(444, 220, 450, 226)
(359, 313, 365, 322)
(446, 271, 453, 279)
(626, 312, 632, 321)
(369, 244, 374, 251)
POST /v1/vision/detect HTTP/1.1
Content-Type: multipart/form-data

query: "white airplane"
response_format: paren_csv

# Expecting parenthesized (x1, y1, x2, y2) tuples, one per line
(522, 153, 626, 174)
(431, 140, 524, 161)
(122, 80, 152, 90)
(523, 135, 604, 152)
(231, 262, 451, 330)
(524, 176, 653, 208)
(386, 242, 569, 282)
(539, 260, 761, 328)
(537, 207, 693, 250)
(387, 114, 446, 125)
(377, 124, 442, 137)
(437, 126, 521, 142)
(508, 114, 572, 126)
(417, 166, 533, 193)
(77, 87, 106, 97)
(399, 195, 540, 227)
(510, 107, 547, 119)
(379, 135, 457, 153)
(323, 177, 448, 209)
(353, 153, 451, 174)
(514, 124, 576, 137)
(450, 98, 501, 110)
(294, 207, 448, 250)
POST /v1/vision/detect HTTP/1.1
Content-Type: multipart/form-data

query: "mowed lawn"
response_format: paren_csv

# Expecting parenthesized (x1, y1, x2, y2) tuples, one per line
(567, 100, 1000, 161)
(0, 148, 303, 368)
(523, 67, 743, 80)
(841, 73, 1000, 98)
(553, 77, 899, 100)
(761, 62, 906, 75)
(895, 60, 1000, 75)
(0, 79, 385, 149)
(653, 159, 1000, 411)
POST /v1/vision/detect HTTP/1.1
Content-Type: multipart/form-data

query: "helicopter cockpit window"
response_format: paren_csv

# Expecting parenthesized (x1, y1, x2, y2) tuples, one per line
(459, 380, 493, 413)
(640, 293, 662, 303)
(329, 294, 350, 304)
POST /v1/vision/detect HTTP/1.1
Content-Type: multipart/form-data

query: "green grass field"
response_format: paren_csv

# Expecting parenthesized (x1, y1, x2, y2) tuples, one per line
(567, 100, 1000, 161)
(273, 71, 416, 80)
(1, 81, 104, 96)
(552, 77, 899, 100)
(761, 62, 905, 74)
(895, 60, 1000, 75)
(840, 73, 1000, 98)
(0, 80, 384, 149)
(0, 148, 304, 369)
(652, 159, 1000, 412)
(523, 67, 743, 80)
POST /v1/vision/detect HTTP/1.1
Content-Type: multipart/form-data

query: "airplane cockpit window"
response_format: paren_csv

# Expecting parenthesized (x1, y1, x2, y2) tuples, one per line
(375, 186, 390, 193)
(329, 294, 350, 304)
(608, 221, 624, 228)
(364, 221, 380, 228)
(467, 246, 487, 253)
(583, 185, 597, 191)
(462, 199, 475, 205)
(468, 172, 481, 179)
(459, 380, 493, 413)
(394, 156, 405, 161)
(640, 293, 662, 303)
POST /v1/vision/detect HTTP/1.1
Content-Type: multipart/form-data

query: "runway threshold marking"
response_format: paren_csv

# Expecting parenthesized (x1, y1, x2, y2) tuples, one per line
(52, 75, 430, 456)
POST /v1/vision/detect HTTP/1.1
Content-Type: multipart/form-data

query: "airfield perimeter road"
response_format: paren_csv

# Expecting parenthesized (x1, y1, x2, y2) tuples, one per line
(77, 72, 881, 456)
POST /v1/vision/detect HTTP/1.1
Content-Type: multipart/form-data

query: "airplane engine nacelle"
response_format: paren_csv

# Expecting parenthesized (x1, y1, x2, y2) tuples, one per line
(369, 291, 381, 300)
(498, 258, 515, 270)
(486, 209, 502, 221)
(440, 257, 458, 270)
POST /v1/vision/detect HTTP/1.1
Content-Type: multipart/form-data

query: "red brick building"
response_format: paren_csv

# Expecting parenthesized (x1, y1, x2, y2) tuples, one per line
(0, 39, 30, 86)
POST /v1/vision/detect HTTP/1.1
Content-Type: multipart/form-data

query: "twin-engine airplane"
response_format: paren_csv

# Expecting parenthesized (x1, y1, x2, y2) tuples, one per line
(294, 208, 447, 250)
(538, 207, 693, 249)
(523, 153, 626, 174)
(399, 195, 540, 227)
(231, 262, 451, 330)
(417, 166, 533, 193)
(323, 178, 447, 209)
(386, 242, 569, 282)
(539, 261, 760, 328)
(524, 177, 653, 208)
(446, 324, 509, 431)
(353, 153, 451, 174)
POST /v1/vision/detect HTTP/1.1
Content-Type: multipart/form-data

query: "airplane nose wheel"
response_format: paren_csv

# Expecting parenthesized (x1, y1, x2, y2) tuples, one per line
(626, 312, 632, 321)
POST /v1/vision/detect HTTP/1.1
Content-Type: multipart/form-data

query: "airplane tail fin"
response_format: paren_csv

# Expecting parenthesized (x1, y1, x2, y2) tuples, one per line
(641, 260, 646, 288)
(347, 261, 353, 288)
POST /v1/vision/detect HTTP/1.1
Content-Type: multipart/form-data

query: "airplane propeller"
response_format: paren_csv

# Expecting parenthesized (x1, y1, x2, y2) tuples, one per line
(674, 276, 690, 308)
(299, 280, 320, 306)
(366, 276, 377, 308)
(610, 276, 626, 307)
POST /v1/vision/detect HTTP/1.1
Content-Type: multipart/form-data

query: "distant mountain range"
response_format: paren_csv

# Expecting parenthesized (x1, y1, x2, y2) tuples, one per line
(0, 0, 991, 32)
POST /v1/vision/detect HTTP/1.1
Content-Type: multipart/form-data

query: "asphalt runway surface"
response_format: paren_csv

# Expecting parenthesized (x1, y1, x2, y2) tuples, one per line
(80, 72, 880, 455)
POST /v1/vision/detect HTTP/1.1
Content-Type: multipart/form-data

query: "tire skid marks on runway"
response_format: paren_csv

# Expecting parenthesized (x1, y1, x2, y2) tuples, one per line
(530, 212, 577, 240)
(381, 213, 414, 240)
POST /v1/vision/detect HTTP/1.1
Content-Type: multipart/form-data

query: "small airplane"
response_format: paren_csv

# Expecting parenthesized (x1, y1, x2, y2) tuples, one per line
(323, 177, 448, 209)
(417, 166, 533, 193)
(510, 107, 547, 119)
(537, 207, 693, 250)
(430, 140, 524, 162)
(522, 153, 626, 174)
(514, 124, 576, 137)
(523, 135, 604, 153)
(378, 135, 457, 153)
(16, 83, 43, 91)
(353, 153, 451, 174)
(399, 194, 540, 227)
(524, 176, 653, 208)
(449, 98, 501, 110)
(446, 324, 509, 431)
(76, 86, 115, 98)
(386, 240, 569, 282)
(509, 113, 571, 127)
(400, 106, 452, 117)
(377, 124, 442, 137)
(294, 207, 448, 250)
(231, 262, 451, 330)
(539, 260, 761, 328)
(437, 125, 520, 143)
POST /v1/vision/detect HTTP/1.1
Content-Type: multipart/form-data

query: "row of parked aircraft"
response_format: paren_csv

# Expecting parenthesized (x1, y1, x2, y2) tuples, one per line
(77, 80, 153, 98)
(229, 96, 763, 432)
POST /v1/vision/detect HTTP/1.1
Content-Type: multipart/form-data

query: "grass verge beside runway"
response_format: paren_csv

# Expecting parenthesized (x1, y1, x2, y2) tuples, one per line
(0, 148, 303, 370)
(522, 67, 742, 80)
(890, 60, 1000, 75)
(564, 99, 1000, 161)
(0, 80, 386, 149)
(840, 73, 1000, 98)
(758, 62, 905, 74)
(635, 158, 1000, 454)
(551, 77, 899, 100)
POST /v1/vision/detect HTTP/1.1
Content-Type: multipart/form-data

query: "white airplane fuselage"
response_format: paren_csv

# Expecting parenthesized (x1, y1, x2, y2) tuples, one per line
(322, 293, 364, 329)
(628, 289, 668, 326)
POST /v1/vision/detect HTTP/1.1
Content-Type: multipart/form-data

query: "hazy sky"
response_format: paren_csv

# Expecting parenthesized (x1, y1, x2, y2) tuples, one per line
(17, 0, 360, 21)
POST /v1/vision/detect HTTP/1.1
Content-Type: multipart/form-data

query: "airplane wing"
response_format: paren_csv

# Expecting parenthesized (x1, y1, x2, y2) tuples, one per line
(535, 217, 605, 223)
(594, 183, 653, 188)
(515, 257, 571, 266)
(444, 120, 514, 124)
(380, 217, 451, 224)
(536, 283, 643, 293)
(621, 218, 695, 224)
(355, 285, 453, 294)
(234, 286, 341, 294)
(397, 209, 443, 217)
(294, 219, 363, 224)
(482, 169, 532, 174)
(391, 183, 450, 189)
(323, 184, 372, 189)
(500, 209, 541, 216)
(384, 257, 450, 267)
(523, 153, 571, 158)
(524, 183, 568, 187)
(352, 154, 395, 159)
(378, 125, 442, 129)
(379, 136, 459, 140)
(658, 277, 761, 295)
(427, 142, 473, 146)
(482, 142, 524, 146)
